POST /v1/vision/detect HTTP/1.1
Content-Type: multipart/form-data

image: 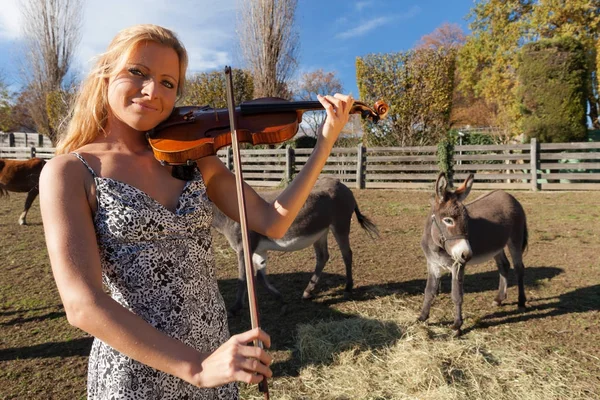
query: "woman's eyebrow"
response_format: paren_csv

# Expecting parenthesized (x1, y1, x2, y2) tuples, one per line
(128, 62, 177, 82)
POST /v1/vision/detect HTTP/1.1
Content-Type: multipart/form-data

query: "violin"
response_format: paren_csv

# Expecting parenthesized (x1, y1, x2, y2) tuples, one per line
(146, 96, 389, 166)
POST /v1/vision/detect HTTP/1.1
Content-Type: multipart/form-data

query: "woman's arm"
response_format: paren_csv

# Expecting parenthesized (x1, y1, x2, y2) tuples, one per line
(39, 155, 271, 388)
(200, 93, 353, 238)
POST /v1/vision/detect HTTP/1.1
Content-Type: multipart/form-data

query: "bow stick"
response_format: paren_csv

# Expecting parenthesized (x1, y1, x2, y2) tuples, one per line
(224, 65, 270, 398)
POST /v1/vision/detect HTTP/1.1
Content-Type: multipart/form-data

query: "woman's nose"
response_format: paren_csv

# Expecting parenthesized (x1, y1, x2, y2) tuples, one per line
(141, 78, 157, 98)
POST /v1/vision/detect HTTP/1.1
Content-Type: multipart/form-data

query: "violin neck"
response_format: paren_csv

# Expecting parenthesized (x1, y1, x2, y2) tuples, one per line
(240, 101, 323, 115)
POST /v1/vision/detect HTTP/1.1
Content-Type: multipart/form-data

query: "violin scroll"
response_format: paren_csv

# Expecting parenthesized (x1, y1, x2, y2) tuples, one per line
(350, 100, 389, 123)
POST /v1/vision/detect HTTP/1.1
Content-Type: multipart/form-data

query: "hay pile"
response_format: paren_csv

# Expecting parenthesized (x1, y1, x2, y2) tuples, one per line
(242, 295, 598, 400)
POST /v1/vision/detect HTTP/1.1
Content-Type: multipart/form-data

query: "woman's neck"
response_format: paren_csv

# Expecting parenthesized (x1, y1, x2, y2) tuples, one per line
(100, 117, 150, 155)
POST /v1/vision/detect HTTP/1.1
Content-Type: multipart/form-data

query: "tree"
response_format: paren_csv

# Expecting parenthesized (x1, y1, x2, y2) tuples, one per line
(236, 0, 299, 99)
(178, 69, 254, 109)
(458, 0, 534, 135)
(414, 23, 494, 131)
(518, 37, 588, 142)
(293, 69, 344, 137)
(356, 49, 456, 147)
(20, 0, 83, 144)
(0, 76, 13, 132)
(531, 0, 600, 128)
(415, 22, 466, 53)
(460, 0, 600, 133)
(9, 88, 37, 132)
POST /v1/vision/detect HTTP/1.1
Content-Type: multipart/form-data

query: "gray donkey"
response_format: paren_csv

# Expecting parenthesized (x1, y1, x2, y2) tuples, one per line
(212, 176, 379, 315)
(419, 172, 528, 335)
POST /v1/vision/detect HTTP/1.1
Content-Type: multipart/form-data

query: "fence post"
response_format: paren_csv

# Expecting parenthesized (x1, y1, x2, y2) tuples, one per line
(530, 138, 539, 191)
(356, 145, 365, 189)
(9, 132, 15, 147)
(226, 147, 233, 170)
(31, 147, 36, 158)
(38, 134, 44, 147)
(285, 145, 294, 185)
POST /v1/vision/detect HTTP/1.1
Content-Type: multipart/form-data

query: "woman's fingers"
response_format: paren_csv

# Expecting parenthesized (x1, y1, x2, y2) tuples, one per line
(233, 327, 271, 349)
(236, 352, 273, 378)
(317, 94, 336, 120)
(236, 340, 273, 368)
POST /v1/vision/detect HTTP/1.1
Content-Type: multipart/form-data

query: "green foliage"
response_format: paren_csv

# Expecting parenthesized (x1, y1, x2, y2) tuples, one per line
(178, 68, 254, 108)
(458, 0, 534, 134)
(459, 0, 600, 132)
(448, 129, 496, 145)
(517, 37, 588, 143)
(46, 89, 73, 142)
(0, 80, 12, 132)
(356, 48, 456, 147)
(291, 135, 317, 148)
(437, 139, 454, 187)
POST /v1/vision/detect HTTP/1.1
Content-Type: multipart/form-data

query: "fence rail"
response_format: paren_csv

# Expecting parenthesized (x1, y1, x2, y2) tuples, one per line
(2, 135, 599, 190)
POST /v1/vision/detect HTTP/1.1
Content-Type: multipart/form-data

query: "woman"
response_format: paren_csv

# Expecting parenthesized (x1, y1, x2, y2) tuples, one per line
(39, 24, 353, 399)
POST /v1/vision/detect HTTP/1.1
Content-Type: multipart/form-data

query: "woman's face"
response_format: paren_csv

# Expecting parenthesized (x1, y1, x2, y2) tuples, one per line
(107, 41, 179, 132)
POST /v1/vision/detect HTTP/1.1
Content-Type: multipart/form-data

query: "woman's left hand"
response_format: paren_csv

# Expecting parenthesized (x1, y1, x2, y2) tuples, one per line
(316, 93, 354, 146)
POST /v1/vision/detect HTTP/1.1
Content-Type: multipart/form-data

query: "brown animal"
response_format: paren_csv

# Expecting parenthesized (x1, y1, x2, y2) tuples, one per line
(419, 172, 528, 335)
(0, 158, 46, 225)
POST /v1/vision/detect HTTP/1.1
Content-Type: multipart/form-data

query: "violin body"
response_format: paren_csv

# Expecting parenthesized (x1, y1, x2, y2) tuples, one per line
(146, 97, 389, 166)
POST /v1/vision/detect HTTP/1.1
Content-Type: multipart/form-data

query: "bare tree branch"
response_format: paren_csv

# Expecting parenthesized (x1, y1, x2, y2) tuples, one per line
(237, 0, 299, 99)
(293, 69, 343, 137)
(19, 0, 83, 142)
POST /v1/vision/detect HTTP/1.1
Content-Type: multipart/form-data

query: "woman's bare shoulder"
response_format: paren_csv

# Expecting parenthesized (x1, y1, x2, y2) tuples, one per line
(40, 153, 90, 187)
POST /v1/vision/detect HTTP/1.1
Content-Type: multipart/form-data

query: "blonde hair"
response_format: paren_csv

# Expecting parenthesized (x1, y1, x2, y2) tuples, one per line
(55, 24, 188, 155)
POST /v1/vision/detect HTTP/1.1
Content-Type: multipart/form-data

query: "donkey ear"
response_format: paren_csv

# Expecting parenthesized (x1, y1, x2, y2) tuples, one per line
(455, 173, 474, 202)
(435, 172, 448, 203)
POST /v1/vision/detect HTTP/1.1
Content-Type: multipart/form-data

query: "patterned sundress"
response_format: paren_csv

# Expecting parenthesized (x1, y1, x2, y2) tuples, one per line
(72, 153, 237, 400)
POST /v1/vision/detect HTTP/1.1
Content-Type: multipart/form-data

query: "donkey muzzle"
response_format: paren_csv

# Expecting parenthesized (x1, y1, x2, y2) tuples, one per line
(450, 239, 472, 264)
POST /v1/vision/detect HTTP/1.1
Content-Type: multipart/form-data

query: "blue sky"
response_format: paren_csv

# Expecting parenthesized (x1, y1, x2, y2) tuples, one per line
(0, 0, 476, 97)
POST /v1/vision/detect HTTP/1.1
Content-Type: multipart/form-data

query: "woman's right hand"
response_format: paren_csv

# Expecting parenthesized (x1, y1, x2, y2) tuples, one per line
(193, 327, 273, 388)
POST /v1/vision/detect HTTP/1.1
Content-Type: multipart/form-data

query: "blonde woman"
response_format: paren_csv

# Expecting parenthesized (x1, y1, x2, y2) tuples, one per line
(40, 24, 353, 399)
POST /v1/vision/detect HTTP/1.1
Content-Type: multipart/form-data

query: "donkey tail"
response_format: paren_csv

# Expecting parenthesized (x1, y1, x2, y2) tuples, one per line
(522, 217, 529, 253)
(354, 204, 380, 240)
(0, 183, 8, 197)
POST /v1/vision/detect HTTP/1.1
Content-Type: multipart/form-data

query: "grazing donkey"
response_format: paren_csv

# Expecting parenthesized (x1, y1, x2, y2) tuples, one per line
(419, 172, 528, 335)
(212, 176, 379, 315)
(0, 158, 46, 225)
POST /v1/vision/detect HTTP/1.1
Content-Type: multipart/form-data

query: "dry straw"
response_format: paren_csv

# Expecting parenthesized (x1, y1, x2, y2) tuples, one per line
(241, 295, 598, 400)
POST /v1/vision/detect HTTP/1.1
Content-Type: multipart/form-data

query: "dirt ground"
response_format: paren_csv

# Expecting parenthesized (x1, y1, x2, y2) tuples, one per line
(0, 187, 599, 399)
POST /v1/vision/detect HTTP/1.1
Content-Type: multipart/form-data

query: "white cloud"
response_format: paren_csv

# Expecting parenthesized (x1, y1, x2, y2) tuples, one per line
(336, 16, 393, 40)
(336, 5, 421, 40)
(355, 1, 374, 11)
(0, 0, 237, 74)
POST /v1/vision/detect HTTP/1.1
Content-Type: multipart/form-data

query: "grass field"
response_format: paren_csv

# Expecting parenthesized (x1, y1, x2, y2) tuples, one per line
(1, 187, 599, 399)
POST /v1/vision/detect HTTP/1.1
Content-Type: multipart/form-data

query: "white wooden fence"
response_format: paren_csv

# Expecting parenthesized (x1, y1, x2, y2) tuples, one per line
(2, 132, 599, 190)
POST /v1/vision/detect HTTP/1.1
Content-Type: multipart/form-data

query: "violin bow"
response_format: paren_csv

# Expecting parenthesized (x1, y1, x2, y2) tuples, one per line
(224, 65, 270, 399)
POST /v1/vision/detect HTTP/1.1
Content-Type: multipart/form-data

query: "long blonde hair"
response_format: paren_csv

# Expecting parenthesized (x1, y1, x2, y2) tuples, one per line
(55, 24, 188, 155)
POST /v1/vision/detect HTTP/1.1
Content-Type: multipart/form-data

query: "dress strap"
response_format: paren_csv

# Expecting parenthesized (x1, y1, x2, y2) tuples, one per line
(71, 152, 98, 178)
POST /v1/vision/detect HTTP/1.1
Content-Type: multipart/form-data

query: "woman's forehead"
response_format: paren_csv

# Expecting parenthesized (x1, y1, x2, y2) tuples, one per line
(125, 41, 180, 76)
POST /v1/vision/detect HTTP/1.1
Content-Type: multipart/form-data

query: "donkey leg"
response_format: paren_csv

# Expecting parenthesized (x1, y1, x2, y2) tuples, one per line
(418, 265, 441, 322)
(332, 227, 353, 299)
(229, 250, 248, 316)
(19, 187, 39, 225)
(507, 242, 527, 309)
(254, 255, 287, 314)
(450, 263, 466, 334)
(302, 233, 329, 300)
(493, 250, 510, 306)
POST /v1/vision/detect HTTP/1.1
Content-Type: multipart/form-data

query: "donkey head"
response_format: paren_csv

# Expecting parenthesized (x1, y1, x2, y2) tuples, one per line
(430, 172, 475, 264)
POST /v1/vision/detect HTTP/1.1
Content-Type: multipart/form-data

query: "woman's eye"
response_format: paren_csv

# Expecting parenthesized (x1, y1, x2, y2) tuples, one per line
(443, 217, 454, 226)
(128, 68, 144, 77)
(162, 80, 175, 89)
